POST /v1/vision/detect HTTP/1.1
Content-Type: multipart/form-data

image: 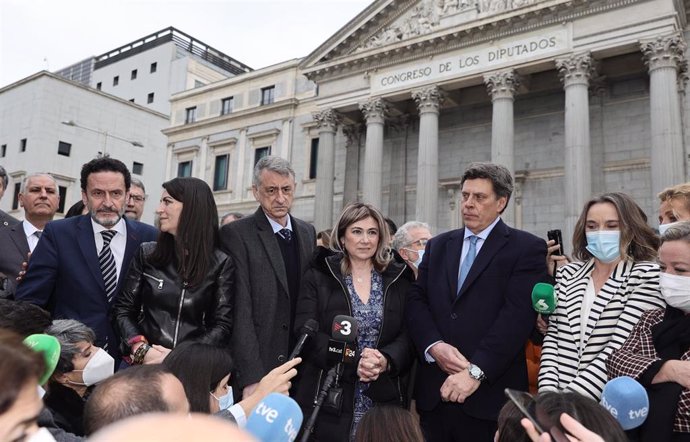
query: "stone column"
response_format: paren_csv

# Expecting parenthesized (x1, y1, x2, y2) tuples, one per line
(642, 34, 687, 198)
(412, 85, 444, 231)
(360, 98, 389, 209)
(556, 52, 595, 254)
(484, 69, 520, 226)
(312, 108, 341, 230)
(342, 124, 363, 205)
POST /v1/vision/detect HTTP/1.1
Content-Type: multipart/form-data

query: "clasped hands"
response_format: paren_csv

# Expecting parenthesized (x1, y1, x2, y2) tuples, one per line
(357, 348, 388, 382)
(430, 342, 480, 403)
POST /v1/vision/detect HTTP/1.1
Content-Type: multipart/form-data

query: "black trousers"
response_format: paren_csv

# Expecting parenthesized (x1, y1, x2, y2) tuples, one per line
(419, 402, 497, 442)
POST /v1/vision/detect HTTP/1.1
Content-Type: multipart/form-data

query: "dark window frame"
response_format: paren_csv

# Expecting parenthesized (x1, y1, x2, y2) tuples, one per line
(309, 138, 319, 180)
(261, 86, 275, 105)
(221, 97, 234, 115)
(185, 107, 197, 124)
(113, 76, 119, 86)
(213, 154, 229, 191)
(131, 69, 138, 80)
(132, 162, 144, 175)
(57, 141, 71, 157)
(254, 146, 270, 165)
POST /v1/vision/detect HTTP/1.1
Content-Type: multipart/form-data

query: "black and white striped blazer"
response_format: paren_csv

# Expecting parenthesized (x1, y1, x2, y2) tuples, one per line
(538, 259, 665, 400)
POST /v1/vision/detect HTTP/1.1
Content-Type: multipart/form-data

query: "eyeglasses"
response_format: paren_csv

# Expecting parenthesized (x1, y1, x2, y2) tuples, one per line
(407, 239, 429, 248)
(129, 195, 146, 203)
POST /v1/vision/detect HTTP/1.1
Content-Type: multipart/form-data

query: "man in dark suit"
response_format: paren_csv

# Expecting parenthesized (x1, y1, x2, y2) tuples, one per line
(220, 156, 315, 399)
(0, 165, 19, 227)
(0, 173, 60, 299)
(16, 158, 158, 356)
(407, 162, 547, 441)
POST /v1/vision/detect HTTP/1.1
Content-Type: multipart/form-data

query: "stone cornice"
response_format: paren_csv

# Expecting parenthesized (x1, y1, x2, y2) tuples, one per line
(484, 69, 520, 100)
(302, 0, 644, 83)
(163, 98, 299, 136)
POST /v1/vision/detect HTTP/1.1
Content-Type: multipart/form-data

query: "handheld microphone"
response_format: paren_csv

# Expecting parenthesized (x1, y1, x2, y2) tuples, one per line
(328, 315, 358, 365)
(289, 319, 319, 360)
(600, 376, 649, 430)
(23, 334, 61, 385)
(246, 393, 303, 442)
(531, 283, 556, 315)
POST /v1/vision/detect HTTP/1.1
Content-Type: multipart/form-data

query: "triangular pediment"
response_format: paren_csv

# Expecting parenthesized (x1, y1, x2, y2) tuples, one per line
(301, 0, 552, 70)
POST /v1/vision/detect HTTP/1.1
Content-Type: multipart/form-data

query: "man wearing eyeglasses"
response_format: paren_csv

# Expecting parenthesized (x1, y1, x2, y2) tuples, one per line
(220, 156, 315, 401)
(392, 221, 432, 279)
(124, 178, 147, 222)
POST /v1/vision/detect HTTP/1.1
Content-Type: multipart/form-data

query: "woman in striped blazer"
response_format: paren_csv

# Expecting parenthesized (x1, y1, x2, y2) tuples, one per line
(539, 192, 665, 400)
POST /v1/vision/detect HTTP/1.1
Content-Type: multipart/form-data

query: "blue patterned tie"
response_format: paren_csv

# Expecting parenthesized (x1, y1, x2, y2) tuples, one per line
(278, 228, 292, 243)
(457, 235, 478, 294)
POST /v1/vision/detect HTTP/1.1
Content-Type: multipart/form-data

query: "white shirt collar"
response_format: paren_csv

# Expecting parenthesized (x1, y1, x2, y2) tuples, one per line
(22, 220, 41, 238)
(90, 217, 127, 237)
(263, 211, 293, 234)
(464, 216, 501, 241)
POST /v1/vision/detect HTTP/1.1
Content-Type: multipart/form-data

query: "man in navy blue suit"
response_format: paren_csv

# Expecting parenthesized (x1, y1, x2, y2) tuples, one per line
(16, 158, 158, 356)
(407, 162, 547, 441)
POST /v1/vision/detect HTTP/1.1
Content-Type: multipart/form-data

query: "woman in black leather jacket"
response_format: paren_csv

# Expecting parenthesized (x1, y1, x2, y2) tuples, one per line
(294, 203, 415, 442)
(113, 177, 234, 364)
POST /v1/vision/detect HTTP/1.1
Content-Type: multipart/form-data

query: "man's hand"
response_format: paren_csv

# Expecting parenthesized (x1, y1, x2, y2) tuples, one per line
(16, 252, 31, 284)
(239, 358, 301, 418)
(429, 342, 469, 374)
(440, 369, 480, 403)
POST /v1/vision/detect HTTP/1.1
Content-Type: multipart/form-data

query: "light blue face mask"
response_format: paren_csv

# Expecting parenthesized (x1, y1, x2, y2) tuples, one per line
(585, 230, 621, 263)
(211, 387, 234, 411)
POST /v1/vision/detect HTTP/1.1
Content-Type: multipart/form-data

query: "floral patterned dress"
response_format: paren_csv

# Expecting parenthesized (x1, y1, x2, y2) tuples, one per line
(344, 270, 384, 441)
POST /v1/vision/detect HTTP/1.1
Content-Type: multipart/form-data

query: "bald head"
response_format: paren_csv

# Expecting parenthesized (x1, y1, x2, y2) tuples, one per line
(89, 413, 257, 442)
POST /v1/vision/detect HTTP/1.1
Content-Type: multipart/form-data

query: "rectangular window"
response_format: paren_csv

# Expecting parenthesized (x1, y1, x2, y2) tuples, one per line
(147, 92, 154, 104)
(1, 144, 6, 157)
(261, 86, 275, 105)
(20, 138, 26, 152)
(254, 147, 270, 165)
(132, 162, 144, 175)
(96, 82, 102, 91)
(213, 155, 229, 191)
(177, 161, 192, 177)
(150, 62, 157, 73)
(185, 107, 197, 124)
(11, 183, 20, 210)
(131, 69, 138, 80)
(57, 141, 71, 157)
(57, 186, 67, 214)
(113, 76, 119, 86)
(309, 138, 319, 179)
(221, 97, 234, 115)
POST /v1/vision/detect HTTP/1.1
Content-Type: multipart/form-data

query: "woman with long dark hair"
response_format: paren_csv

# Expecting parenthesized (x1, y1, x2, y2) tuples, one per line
(113, 177, 234, 364)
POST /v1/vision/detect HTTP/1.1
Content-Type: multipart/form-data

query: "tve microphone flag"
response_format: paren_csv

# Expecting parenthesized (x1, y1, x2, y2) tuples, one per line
(600, 376, 649, 430)
(246, 393, 303, 442)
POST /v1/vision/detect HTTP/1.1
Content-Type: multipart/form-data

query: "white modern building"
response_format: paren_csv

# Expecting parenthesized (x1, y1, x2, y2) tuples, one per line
(0, 71, 169, 224)
(57, 27, 253, 115)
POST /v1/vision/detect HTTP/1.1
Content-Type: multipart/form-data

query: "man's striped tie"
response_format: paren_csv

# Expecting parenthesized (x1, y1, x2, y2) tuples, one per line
(99, 230, 118, 304)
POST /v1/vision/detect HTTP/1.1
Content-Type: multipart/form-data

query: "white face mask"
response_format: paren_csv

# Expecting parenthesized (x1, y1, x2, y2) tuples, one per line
(659, 222, 680, 236)
(27, 427, 56, 442)
(659, 273, 690, 313)
(68, 348, 115, 386)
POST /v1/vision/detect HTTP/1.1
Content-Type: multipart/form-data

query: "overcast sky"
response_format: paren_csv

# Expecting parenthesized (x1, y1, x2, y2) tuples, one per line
(0, 0, 371, 88)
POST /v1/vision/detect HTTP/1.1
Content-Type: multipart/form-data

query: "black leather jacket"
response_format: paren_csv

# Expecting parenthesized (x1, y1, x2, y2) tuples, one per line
(113, 242, 234, 352)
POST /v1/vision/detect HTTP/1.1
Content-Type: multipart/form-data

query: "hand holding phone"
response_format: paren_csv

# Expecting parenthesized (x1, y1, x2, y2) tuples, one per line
(547, 230, 563, 256)
(504, 389, 569, 442)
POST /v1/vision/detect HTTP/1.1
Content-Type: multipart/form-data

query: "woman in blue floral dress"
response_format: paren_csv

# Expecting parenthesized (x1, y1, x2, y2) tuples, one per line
(294, 203, 415, 441)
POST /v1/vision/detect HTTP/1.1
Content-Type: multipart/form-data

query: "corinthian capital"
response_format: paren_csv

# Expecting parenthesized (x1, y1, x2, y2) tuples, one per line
(412, 85, 445, 114)
(312, 108, 341, 132)
(484, 70, 520, 100)
(556, 52, 596, 87)
(359, 98, 389, 124)
(641, 34, 687, 73)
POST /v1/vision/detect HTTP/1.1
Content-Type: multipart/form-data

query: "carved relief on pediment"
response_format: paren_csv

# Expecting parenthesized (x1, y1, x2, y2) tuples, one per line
(355, 0, 547, 53)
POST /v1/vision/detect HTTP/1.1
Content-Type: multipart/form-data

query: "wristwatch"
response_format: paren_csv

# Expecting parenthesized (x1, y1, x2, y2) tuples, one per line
(468, 363, 486, 382)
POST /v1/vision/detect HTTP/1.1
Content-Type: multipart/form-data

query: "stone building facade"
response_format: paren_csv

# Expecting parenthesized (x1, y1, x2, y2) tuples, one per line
(167, 0, 690, 249)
